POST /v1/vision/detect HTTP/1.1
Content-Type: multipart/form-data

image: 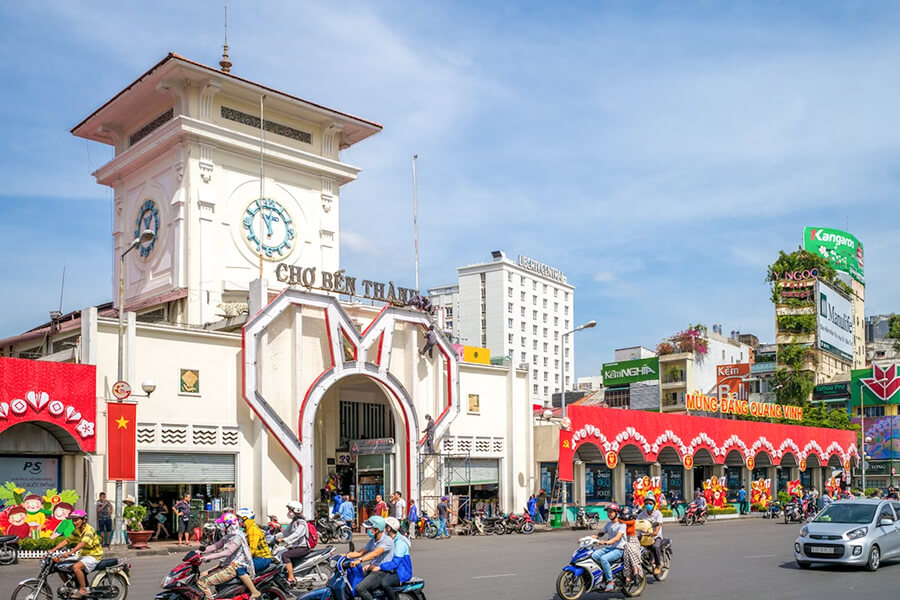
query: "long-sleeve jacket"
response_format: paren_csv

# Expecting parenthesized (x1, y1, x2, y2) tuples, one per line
(280, 517, 308, 548)
(244, 519, 271, 559)
(203, 533, 254, 575)
(378, 534, 412, 583)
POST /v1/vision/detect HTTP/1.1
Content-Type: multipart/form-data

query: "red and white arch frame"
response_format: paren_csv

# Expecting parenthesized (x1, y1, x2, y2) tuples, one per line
(242, 289, 460, 515)
(559, 405, 858, 475)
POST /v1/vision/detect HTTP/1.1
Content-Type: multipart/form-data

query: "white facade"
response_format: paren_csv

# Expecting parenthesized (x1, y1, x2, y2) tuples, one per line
(0, 54, 535, 522)
(450, 251, 575, 403)
(427, 284, 459, 339)
(576, 375, 603, 391)
(614, 346, 656, 361)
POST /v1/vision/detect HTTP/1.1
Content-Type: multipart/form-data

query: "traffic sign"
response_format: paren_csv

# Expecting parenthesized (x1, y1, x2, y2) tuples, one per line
(111, 380, 132, 400)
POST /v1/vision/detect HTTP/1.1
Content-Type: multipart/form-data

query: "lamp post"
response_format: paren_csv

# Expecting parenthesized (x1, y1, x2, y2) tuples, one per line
(559, 320, 595, 524)
(560, 320, 596, 418)
(114, 229, 155, 545)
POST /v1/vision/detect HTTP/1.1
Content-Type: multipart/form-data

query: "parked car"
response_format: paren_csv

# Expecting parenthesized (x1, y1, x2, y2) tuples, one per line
(794, 499, 900, 570)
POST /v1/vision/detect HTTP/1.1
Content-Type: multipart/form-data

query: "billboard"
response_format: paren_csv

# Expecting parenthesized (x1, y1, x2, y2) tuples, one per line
(602, 357, 659, 386)
(803, 226, 864, 284)
(817, 279, 854, 362)
(716, 363, 750, 401)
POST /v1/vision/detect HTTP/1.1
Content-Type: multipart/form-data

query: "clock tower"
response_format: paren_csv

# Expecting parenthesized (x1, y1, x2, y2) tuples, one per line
(72, 53, 381, 326)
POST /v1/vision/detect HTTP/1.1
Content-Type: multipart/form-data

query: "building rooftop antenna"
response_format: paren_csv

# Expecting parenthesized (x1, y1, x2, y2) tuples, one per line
(219, 0, 232, 73)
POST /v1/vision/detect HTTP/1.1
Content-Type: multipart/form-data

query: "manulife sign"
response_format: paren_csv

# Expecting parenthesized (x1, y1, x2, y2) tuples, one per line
(602, 357, 660, 386)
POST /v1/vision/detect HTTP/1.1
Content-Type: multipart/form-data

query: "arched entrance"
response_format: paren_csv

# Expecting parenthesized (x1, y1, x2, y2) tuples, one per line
(300, 369, 418, 520)
(0, 423, 89, 504)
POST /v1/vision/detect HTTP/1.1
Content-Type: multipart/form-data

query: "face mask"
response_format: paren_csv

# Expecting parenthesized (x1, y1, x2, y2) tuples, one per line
(644, 504, 654, 511)
(367, 529, 374, 538)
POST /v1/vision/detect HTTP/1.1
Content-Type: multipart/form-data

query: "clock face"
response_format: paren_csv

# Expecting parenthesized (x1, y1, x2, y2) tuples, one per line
(135, 200, 160, 257)
(242, 198, 295, 258)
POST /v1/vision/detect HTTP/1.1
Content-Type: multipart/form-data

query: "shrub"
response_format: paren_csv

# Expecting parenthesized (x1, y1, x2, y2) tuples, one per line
(777, 491, 790, 505)
(709, 506, 737, 515)
(750, 503, 766, 512)
(19, 537, 57, 550)
(660, 508, 673, 518)
(124, 504, 148, 531)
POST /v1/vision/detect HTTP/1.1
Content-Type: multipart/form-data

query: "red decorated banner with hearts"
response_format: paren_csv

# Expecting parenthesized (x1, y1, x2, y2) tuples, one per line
(0, 357, 97, 452)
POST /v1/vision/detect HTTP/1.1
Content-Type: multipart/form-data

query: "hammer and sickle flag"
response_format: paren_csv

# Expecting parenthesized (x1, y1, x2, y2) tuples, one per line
(558, 429, 574, 482)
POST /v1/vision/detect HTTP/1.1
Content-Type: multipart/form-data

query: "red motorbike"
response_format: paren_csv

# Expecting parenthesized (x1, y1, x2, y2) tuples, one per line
(266, 515, 283, 536)
(155, 550, 291, 600)
(680, 501, 708, 526)
(503, 512, 535, 534)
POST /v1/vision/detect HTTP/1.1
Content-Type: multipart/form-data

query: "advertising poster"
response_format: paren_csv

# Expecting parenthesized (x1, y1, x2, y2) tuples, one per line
(816, 280, 854, 362)
(602, 357, 659, 386)
(716, 363, 750, 401)
(803, 226, 864, 284)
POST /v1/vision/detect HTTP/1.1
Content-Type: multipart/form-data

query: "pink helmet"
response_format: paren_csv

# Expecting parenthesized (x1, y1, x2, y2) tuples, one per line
(70, 510, 87, 519)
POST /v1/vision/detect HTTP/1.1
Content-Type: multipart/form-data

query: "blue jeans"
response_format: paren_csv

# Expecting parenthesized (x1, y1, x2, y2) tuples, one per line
(592, 547, 623, 583)
(437, 517, 448, 537)
(236, 557, 271, 577)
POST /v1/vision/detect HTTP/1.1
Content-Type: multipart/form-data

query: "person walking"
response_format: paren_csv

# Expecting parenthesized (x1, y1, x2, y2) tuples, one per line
(536, 489, 548, 524)
(374, 494, 388, 518)
(339, 495, 355, 531)
(436, 496, 452, 539)
(151, 499, 170, 541)
(526, 494, 537, 522)
(668, 489, 682, 518)
(407, 500, 418, 539)
(95, 492, 113, 547)
(391, 491, 406, 522)
(737, 485, 748, 515)
(174, 493, 193, 546)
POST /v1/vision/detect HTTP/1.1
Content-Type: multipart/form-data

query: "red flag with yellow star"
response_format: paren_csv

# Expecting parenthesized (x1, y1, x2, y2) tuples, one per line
(107, 402, 136, 480)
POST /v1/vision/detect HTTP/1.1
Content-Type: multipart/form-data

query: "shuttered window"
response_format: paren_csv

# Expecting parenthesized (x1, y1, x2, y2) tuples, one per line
(445, 458, 499, 485)
(138, 452, 235, 484)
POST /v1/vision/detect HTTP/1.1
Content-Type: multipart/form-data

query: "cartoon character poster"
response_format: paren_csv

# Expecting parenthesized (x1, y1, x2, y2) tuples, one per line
(701, 476, 728, 508)
(786, 479, 803, 498)
(0, 482, 79, 540)
(750, 478, 772, 509)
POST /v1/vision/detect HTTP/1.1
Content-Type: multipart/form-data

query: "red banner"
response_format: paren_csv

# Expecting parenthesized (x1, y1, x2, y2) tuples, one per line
(0, 357, 96, 452)
(558, 429, 574, 482)
(107, 402, 137, 481)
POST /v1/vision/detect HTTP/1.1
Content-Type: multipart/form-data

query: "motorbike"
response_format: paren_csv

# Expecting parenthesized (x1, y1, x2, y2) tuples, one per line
(638, 533, 673, 582)
(417, 512, 438, 539)
(268, 539, 337, 592)
(480, 513, 506, 535)
(267, 516, 284, 537)
(763, 501, 782, 519)
(555, 537, 645, 600)
(316, 514, 352, 544)
(155, 549, 291, 600)
(0, 533, 19, 565)
(573, 507, 594, 530)
(202, 521, 223, 545)
(503, 513, 535, 534)
(296, 552, 426, 600)
(679, 502, 708, 526)
(11, 554, 131, 600)
(783, 500, 805, 524)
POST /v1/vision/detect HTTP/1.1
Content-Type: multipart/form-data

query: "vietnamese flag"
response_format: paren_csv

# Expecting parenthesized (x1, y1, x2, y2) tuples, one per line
(107, 402, 137, 481)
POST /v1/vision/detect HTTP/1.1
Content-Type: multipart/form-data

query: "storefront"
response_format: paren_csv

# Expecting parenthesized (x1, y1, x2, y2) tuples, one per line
(558, 404, 859, 508)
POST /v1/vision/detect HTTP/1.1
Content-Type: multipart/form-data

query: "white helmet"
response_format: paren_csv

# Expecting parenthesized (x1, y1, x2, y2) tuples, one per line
(286, 500, 303, 516)
(236, 508, 255, 520)
(384, 517, 401, 533)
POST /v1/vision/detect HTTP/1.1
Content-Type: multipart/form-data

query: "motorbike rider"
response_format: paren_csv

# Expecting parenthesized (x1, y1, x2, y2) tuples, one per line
(49, 509, 103, 599)
(198, 512, 255, 600)
(693, 489, 708, 515)
(636, 492, 664, 575)
(275, 500, 311, 587)
(345, 515, 395, 600)
(237, 508, 271, 597)
(366, 516, 412, 600)
(592, 503, 626, 592)
(617, 506, 641, 585)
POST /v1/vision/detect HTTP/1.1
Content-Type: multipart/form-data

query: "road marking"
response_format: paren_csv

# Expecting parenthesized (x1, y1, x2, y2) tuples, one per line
(472, 573, 517, 579)
(743, 554, 777, 558)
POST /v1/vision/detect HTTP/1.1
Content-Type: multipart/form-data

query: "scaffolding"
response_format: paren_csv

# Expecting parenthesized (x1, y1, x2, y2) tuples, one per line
(418, 450, 473, 521)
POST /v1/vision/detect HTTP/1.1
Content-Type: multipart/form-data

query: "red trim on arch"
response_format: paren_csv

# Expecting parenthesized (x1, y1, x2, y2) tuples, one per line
(376, 332, 385, 366)
(323, 310, 336, 368)
(361, 306, 389, 337)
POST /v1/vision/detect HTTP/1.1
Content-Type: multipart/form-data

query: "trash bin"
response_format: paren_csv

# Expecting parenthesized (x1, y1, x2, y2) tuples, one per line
(549, 506, 563, 528)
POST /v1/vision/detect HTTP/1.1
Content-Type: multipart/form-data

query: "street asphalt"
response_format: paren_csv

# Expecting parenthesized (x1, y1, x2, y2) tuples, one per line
(2, 519, 900, 599)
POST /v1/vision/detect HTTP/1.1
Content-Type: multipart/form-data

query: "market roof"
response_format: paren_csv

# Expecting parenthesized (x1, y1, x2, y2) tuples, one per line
(71, 52, 382, 148)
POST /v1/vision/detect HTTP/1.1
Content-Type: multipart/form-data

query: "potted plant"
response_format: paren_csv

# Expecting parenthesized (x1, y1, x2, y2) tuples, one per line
(123, 504, 152, 548)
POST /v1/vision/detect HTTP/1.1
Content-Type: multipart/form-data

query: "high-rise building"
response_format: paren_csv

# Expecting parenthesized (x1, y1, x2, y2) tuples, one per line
(431, 251, 575, 403)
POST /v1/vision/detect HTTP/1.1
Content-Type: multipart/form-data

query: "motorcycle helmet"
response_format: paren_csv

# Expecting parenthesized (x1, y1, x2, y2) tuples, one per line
(236, 508, 255, 520)
(385, 517, 401, 533)
(363, 515, 386, 532)
(644, 492, 656, 506)
(286, 500, 303, 517)
(70, 509, 87, 520)
(606, 503, 620, 518)
(619, 506, 634, 521)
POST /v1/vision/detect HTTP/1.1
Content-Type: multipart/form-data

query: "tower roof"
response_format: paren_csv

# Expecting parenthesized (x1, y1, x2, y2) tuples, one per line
(71, 52, 382, 148)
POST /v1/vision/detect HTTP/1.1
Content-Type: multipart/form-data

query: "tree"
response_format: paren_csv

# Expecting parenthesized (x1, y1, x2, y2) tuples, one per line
(888, 314, 900, 353)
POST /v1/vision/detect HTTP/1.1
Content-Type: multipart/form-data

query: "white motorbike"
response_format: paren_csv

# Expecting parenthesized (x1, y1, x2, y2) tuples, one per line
(267, 535, 335, 591)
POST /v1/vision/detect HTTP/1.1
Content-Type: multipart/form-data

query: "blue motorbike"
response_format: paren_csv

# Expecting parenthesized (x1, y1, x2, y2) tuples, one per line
(556, 537, 645, 599)
(297, 553, 426, 600)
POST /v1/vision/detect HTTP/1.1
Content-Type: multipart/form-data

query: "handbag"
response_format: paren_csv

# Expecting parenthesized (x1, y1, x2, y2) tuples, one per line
(156, 512, 167, 523)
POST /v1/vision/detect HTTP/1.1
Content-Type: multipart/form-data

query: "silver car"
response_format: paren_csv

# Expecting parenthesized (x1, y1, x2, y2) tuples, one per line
(794, 499, 900, 570)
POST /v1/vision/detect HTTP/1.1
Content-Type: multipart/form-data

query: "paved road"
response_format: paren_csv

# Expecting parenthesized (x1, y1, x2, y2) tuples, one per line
(2, 519, 899, 599)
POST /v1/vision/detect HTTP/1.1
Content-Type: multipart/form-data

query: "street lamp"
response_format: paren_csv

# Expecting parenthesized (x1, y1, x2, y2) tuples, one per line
(863, 436, 873, 494)
(560, 320, 596, 418)
(113, 229, 155, 545)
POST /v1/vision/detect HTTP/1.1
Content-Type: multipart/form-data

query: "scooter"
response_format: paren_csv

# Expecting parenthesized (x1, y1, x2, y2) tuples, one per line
(155, 549, 290, 600)
(763, 501, 782, 519)
(316, 514, 352, 544)
(268, 539, 337, 592)
(417, 512, 438, 539)
(480, 513, 506, 535)
(783, 500, 805, 524)
(573, 507, 593, 530)
(296, 552, 426, 600)
(555, 537, 645, 600)
(11, 554, 131, 600)
(503, 512, 535, 534)
(638, 533, 673, 582)
(679, 502, 708, 526)
(0, 534, 19, 565)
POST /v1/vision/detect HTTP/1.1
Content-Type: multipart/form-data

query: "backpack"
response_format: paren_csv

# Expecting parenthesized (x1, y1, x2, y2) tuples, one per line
(306, 520, 318, 549)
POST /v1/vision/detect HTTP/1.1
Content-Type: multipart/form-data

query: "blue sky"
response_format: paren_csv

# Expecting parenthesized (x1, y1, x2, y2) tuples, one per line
(2, 1, 899, 375)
